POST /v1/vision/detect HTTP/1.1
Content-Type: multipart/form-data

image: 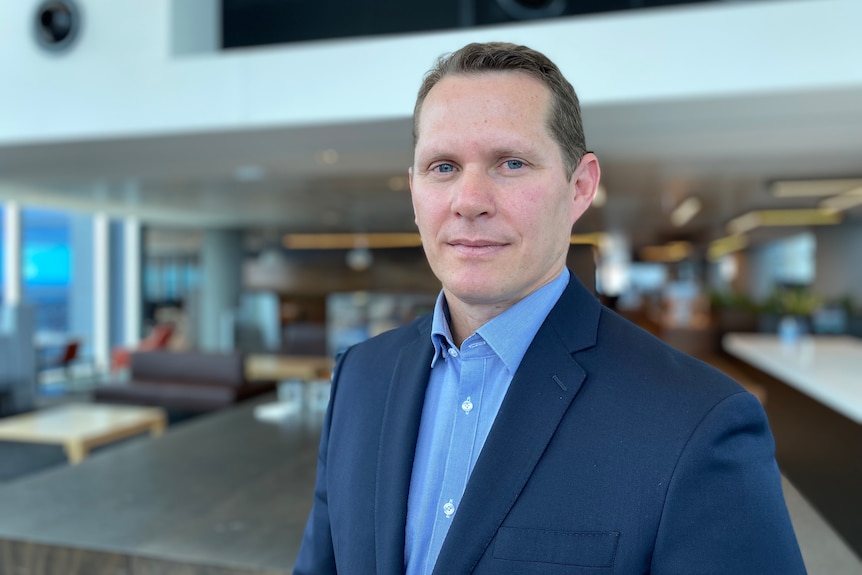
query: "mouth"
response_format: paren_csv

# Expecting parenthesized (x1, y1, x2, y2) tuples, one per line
(447, 239, 509, 255)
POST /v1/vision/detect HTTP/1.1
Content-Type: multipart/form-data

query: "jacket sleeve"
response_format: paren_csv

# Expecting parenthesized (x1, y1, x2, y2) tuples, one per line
(292, 354, 347, 575)
(651, 391, 807, 574)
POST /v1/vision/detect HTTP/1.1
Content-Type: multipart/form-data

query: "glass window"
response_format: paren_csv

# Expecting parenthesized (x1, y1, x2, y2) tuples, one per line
(22, 208, 71, 333)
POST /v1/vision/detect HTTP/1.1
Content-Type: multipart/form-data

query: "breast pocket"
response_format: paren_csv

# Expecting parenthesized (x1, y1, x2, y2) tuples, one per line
(493, 527, 619, 569)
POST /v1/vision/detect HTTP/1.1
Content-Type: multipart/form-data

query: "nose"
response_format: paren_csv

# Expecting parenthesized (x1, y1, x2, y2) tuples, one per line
(451, 168, 496, 219)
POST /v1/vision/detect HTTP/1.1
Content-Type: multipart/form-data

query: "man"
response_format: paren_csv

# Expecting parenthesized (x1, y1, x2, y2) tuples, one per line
(295, 42, 805, 574)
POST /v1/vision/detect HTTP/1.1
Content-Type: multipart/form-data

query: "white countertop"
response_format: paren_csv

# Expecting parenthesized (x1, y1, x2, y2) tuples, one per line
(723, 333, 862, 425)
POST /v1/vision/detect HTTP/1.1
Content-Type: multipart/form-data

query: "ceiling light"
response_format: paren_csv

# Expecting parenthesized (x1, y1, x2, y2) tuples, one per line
(283, 233, 422, 250)
(569, 232, 605, 246)
(819, 186, 862, 211)
(726, 212, 761, 235)
(726, 209, 841, 235)
(670, 196, 702, 227)
(315, 149, 339, 165)
(708, 234, 748, 261)
(346, 246, 373, 271)
(639, 241, 692, 263)
(770, 178, 862, 198)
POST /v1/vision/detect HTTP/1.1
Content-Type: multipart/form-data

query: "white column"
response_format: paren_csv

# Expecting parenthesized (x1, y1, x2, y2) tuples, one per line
(2, 201, 22, 306)
(199, 229, 243, 351)
(92, 213, 110, 371)
(123, 217, 142, 345)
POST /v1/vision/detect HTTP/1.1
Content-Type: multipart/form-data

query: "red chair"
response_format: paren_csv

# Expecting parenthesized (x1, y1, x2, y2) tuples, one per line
(111, 324, 174, 372)
(39, 339, 81, 376)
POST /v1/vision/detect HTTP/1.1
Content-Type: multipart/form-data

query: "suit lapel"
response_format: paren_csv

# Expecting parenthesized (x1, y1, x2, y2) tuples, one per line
(375, 316, 434, 575)
(432, 277, 601, 574)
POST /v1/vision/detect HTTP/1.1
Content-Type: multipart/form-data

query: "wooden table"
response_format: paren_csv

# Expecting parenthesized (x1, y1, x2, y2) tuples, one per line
(245, 354, 332, 382)
(0, 403, 166, 464)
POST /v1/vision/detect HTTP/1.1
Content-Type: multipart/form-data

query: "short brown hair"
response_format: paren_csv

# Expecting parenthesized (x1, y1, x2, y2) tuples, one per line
(413, 42, 587, 178)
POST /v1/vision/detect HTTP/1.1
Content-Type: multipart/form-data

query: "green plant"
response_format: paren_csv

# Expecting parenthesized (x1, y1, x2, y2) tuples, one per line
(765, 286, 822, 317)
(835, 294, 857, 316)
(709, 291, 759, 312)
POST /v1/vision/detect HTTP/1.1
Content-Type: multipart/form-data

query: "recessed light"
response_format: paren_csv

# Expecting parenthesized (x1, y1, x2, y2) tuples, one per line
(569, 232, 605, 246)
(708, 234, 748, 261)
(670, 196, 702, 227)
(727, 209, 841, 235)
(639, 241, 692, 263)
(819, 186, 862, 211)
(770, 178, 862, 198)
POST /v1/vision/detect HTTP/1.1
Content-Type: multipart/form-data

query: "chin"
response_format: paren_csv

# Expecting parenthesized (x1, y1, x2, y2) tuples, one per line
(445, 279, 508, 305)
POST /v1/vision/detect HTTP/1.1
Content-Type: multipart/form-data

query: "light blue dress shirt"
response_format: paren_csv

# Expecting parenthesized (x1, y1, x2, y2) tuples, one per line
(404, 269, 570, 575)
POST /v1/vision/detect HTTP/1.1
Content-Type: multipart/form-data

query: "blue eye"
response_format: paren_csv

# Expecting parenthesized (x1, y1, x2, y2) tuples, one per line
(434, 163, 454, 173)
(505, 159, 524, 170)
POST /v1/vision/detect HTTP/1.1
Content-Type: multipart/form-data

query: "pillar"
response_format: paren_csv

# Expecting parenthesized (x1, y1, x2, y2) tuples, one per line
(198, 229, 243, 351)
(123, 217, 142, 345)
(2, 202, 22, 306)
(92, 213, 110, 371)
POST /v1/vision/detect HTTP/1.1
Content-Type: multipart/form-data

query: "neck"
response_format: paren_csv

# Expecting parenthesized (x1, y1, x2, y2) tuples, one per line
(444, 297, 507, 347)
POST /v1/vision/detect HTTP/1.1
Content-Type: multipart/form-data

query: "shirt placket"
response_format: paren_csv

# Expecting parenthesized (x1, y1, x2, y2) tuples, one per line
(425, 344, 486, 570)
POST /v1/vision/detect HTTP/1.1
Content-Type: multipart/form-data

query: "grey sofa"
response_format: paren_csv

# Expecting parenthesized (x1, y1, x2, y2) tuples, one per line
(93, 350, 275, 414)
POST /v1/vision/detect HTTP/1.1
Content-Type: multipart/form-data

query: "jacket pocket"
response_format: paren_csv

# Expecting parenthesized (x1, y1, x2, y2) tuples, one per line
(493, 527, 619, 568)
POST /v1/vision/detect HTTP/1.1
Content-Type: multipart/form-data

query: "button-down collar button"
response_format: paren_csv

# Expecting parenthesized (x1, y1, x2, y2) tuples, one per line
(443, 500, 455, 518)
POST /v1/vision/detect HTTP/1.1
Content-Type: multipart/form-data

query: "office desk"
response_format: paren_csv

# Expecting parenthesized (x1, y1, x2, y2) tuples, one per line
(723, 333, 862, 424)
(723, 333, 862, 559)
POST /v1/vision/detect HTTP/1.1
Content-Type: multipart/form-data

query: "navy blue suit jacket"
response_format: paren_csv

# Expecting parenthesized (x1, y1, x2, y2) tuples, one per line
(295, 275, 805, 574)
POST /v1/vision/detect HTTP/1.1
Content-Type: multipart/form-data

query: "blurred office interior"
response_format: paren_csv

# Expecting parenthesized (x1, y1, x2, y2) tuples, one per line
(0, 0, 860, 573)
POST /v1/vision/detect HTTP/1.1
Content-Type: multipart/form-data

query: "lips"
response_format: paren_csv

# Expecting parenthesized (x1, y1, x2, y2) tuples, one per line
(446, 238, 509, 256)
(449, 239, 506, 248)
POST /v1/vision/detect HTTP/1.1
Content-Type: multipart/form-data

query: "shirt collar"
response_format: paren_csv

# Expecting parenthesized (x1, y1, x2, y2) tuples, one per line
(430, 292, 455, 368)
(429, 269, 570, 373)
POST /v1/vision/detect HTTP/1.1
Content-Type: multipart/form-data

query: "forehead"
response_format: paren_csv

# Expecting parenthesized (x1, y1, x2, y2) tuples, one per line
(415, 71, 554, 148)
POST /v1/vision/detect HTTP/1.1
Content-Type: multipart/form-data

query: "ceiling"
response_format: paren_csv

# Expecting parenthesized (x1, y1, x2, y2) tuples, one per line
(1, 81, 862, 256)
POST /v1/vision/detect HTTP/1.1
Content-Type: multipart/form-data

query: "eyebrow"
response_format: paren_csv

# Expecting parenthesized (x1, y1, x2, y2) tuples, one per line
(417, 145, 537, 163)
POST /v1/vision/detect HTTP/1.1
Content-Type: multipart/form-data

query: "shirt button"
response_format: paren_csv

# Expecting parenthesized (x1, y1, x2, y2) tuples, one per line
(443, 500, 455, 518)
(447, 348, 459, 358)
(461, 397, 473, 414)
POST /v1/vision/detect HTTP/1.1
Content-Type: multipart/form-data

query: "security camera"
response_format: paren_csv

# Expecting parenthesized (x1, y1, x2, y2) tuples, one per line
(34, 0, 81, 52)
(494, 0, 568, 20)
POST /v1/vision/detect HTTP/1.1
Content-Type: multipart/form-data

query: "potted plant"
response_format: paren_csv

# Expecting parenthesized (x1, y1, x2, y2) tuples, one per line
(843, 296, 862, 338)
(764, 285, 822, 340)
(709, 290, 760, 334)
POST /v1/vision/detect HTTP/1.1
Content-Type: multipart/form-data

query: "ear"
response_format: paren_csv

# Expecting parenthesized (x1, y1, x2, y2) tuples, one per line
(569, 153, 601, 223)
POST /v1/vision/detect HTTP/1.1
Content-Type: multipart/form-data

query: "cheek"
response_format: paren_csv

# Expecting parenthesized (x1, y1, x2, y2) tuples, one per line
(412, 194, 441, 233)
(516, 185, 572, 231)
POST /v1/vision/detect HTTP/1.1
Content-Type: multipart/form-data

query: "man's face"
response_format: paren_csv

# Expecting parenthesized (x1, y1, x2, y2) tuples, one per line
(410, 72, 597, 313)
